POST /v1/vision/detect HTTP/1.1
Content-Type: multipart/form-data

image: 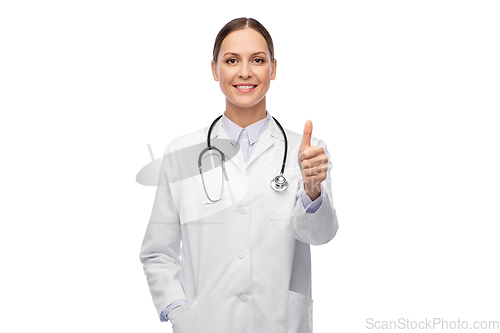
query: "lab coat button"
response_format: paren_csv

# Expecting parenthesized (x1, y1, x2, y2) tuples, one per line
(239, 294, 248, 302)
(237, 251, 246, 259)
(239, 208, 247, 215)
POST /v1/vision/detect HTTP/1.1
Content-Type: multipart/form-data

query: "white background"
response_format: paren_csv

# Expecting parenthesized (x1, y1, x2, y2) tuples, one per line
(1, 1, 499, 332)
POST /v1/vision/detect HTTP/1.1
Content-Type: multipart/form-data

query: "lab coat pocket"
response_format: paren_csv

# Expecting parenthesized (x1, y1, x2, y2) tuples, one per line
(264, 172, 300, 221)
(286, 290, 313, 333)
(169, 297, 200, 333)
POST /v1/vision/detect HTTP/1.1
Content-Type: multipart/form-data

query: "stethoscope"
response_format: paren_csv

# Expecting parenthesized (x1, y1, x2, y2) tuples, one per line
(198, 114, 289, 203)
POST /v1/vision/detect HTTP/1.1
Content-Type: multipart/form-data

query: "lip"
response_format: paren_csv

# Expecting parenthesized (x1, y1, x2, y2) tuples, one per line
(233, 84, 258, 93)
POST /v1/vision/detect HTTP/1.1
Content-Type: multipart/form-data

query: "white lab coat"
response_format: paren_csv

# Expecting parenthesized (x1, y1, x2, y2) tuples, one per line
(140, 118, 338, 333)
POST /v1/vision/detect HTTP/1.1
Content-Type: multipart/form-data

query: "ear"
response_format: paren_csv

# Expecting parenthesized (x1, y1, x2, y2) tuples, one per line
(271, 58, 277, 80)
(211, 60, 219, 82)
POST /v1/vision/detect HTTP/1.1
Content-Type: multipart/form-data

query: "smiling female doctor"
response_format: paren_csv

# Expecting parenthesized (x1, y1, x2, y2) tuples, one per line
(139, 17, 339, 333)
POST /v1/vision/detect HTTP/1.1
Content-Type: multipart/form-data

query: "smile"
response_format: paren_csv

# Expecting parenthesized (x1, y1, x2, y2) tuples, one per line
(233, 85, 258, 92)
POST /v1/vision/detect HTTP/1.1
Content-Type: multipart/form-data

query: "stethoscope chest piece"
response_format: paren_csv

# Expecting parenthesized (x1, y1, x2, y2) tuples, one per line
(270, 175, 288, 192)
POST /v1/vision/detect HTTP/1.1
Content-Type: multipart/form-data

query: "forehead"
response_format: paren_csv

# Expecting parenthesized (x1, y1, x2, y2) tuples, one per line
(219, 28, 269, 57)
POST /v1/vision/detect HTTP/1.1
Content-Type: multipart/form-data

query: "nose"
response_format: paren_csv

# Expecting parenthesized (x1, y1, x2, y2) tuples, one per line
(238, 62, 253, 78)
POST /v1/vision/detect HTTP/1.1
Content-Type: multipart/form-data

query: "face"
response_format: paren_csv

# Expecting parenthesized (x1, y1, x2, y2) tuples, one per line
(211, 28, 276, 110)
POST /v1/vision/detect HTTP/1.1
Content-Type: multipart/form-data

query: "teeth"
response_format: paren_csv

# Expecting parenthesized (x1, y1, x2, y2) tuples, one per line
(235, 85, 256, 89)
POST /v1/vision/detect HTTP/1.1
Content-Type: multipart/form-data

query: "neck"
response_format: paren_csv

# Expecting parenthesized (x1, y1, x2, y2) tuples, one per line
(224, 98, 267, 128)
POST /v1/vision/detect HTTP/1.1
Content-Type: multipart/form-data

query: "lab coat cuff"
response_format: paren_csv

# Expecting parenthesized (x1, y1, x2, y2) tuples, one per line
(160, 299, 188, 322)
(300, 181, 324, 213)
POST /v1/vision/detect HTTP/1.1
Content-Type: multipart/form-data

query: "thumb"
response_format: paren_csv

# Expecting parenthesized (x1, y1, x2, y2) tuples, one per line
(300, 120, 313, 151)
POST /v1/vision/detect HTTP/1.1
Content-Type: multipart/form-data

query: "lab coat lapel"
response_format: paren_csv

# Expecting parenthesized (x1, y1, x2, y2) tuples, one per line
(208, 118, 241, 172)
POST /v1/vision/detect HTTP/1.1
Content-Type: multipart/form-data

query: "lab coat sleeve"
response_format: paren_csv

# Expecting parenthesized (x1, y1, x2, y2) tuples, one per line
(290, 139, 339, 245)
(139, 142, 187, 319)
(160, 299, 188, 322)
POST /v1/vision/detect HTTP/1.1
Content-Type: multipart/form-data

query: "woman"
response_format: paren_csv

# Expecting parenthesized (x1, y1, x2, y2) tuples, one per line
(140, 17, 339, 333)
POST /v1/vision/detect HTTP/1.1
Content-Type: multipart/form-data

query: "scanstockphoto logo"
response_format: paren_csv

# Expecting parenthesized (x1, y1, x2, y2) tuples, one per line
(136, 141, 239, 186)
(135, 141, 301, 222)
(136, 141, 299, 187)
(366, 317, 500, 330)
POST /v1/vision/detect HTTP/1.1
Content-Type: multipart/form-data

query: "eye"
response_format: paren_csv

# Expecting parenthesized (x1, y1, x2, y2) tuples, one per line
(254, 58, 264, 64)
(226, 58, 237, 64)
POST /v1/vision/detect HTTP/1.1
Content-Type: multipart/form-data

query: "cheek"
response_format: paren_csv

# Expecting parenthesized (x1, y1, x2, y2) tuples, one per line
(258, 69, 272, 83)
(219, 67, 235, 80)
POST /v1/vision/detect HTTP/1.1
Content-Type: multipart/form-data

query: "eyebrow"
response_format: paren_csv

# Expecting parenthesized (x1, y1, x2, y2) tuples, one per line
(223, 51, 267, 57)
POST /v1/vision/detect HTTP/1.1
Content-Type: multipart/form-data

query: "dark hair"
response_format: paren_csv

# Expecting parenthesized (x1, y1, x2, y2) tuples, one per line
(212, 17, 275, 65)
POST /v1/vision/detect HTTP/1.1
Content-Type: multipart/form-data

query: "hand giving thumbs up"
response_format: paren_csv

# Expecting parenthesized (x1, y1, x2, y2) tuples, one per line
(298, 120, 328, 201)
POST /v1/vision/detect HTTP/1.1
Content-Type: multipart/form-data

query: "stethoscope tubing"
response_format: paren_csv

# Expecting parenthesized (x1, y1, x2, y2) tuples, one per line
(205, 114, 288, 173)
(199, 114, 289, 202)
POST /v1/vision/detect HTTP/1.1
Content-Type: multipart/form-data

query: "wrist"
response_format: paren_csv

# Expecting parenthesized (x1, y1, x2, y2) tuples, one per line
(306, 189, 320, 201)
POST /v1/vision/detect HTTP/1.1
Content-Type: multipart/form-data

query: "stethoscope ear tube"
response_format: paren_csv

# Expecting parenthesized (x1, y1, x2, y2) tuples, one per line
(207, 115, 223, 148)
(197, 146, 226, 169)
(198, 145, 228, 203)
(271, 116, 287, 177)
(270, 116, 289, 191)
